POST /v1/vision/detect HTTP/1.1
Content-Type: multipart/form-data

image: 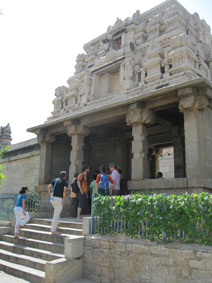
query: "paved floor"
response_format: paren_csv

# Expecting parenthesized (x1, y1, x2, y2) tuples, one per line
(0, 272, 94, 283)
(0, 271, 29, 283)
(72, 280, 94, 283)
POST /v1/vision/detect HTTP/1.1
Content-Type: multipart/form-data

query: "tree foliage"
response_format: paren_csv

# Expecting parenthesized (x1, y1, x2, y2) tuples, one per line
(0, 146, 9, 185)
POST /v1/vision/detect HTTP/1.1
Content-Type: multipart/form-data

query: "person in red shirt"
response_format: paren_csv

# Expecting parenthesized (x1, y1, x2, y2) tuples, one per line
(96, 165, 114, 196)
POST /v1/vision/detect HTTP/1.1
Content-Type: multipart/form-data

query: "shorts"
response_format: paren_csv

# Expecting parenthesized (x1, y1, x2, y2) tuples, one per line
(79, 193, 86, 209)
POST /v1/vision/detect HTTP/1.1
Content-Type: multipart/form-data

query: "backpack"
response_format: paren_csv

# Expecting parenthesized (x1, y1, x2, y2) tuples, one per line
(71, 174, 84, 193)
(99, 174, 109, 190)
(71, 178, 79, 193)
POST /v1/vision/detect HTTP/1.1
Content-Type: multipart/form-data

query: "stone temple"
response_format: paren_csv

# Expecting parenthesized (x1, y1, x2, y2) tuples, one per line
(1, 0, 212, 204)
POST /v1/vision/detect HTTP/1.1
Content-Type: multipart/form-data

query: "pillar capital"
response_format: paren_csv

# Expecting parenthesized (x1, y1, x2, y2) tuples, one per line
(65, 121, 89, 137)
(126, 103, 154, 126)
(37, 131, 56, 145)
(178, 87, 210, 112)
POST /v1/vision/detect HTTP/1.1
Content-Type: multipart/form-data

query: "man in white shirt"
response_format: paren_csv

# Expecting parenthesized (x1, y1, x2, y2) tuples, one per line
(109, 163, 120, 195)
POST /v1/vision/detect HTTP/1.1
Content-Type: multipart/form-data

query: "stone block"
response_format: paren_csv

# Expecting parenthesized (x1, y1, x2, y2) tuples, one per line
(204, 260, 212, 270)
(157, 265, 169, 276)
(173, 257, 188, 266)
(160, 256, 174, 266)
(132, 243, 150, 254)
(190, 269, 209, 280)
(125, 243, 133, 252)
(82, 217, 91, 235)
(116, 242, 126, 251)
(181, 267, 191, 277)
(169, 248, 195, 259)
(85, 237, 99, 248)
(100, 257, 110, 267)
(93, 248, 108, 255)
(150, 246, 169, 256)
(189, 260, 205, 270)
(99, 240, 109, 249)
(65, 236, 84, 259)
(114, 266, 126, 280)
(45, 258, 82, 283)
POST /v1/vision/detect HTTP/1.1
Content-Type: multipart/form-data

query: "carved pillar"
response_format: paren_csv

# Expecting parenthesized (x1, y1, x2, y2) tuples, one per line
(37, 133, 56, 185)
(126, 103, 154, 180)
(66, 122, 89, 181)
(178, 87, 212, 179)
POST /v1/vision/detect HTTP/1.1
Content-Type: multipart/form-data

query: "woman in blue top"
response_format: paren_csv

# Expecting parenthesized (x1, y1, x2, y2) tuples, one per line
(13, 187, 30, 238)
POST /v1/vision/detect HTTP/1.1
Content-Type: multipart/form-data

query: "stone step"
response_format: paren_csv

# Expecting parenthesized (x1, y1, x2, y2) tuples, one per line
(0, 258, 45, 283)
(0, 241, 64, 261)
(0, 221, 11, 227)
(3, 235, 64, 254)
(0, 248, 46, 271)
(25, 223, 83, 235)
(30, 218, 83, 229)
(19, 228, 72, 244)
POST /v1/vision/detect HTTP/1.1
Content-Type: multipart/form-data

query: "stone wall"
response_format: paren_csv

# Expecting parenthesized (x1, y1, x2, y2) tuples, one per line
(0, 139, 40, 194)
(83, 235, 212, 283)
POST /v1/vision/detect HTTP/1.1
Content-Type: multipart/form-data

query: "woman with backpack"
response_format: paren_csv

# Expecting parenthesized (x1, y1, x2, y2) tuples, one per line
(96, 165, 114, 196)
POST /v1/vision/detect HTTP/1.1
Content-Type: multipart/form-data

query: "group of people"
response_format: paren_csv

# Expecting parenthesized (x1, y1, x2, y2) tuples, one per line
(13, 163, 121, 237)
(71, 163, 121, 222)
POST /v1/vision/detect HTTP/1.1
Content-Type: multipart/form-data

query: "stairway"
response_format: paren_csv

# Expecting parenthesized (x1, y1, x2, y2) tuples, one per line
(0, 218, 83, 282)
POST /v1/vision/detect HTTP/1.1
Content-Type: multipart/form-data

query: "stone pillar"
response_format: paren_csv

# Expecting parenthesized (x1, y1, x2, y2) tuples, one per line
(37, 133, 56, 185)
(171, 127, 185, 178)
(66, 122, 89, 181)
(126, 103, 154, 180)
(178, 87, 212, 179)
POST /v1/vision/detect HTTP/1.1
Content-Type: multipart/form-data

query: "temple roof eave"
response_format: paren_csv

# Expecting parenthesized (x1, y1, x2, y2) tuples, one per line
(27, 77, 212, 134)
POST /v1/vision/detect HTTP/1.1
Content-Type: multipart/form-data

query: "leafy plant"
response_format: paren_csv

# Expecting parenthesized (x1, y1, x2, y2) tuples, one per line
(93, 192, 212, 245)
(0, 146, 9, 185)
(25, 190, 41, 212)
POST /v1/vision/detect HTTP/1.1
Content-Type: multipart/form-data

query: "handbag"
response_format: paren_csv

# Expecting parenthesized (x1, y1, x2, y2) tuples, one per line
(50, 178, 58, 203)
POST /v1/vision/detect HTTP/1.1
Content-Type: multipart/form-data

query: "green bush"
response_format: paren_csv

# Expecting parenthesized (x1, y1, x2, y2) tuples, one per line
(93, 192, 212, 245)
(0, 146, 9, 185)
(25, 190, 41, 212)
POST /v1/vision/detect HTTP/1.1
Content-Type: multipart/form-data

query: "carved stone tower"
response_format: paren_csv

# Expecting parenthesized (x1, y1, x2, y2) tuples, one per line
(0, 124, 12, 148)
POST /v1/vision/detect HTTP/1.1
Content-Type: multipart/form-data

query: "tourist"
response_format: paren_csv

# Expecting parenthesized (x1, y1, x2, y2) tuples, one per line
(77, 165, 90, 221)
(96, 165, 114, 196)
(48, 171, 68, 234)
(70, 173, 79, 218)
(109, 163, 120, 195)
(117, 167, 124, 195)
(14, 186, 30, 238)
(90, 173, 98, 197)
(156, 172, 164, 179)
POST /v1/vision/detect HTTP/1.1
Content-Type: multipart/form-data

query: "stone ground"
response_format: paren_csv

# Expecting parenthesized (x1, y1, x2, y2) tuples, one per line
(0, 271, 29, 282)
(0, 271, 93, 283)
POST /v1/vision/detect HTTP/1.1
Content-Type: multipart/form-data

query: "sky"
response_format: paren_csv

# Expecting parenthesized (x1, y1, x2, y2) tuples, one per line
(1, 0, 212, 144)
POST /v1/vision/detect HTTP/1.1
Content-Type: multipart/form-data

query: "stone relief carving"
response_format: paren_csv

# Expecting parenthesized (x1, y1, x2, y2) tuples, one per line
(75, 53, 87, 74)
(49, 0, 212, 120)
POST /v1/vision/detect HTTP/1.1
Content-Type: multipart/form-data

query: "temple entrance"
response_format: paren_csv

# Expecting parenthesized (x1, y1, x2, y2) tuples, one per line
(148, 104, 185, 179)
(84, 119, 132, 195)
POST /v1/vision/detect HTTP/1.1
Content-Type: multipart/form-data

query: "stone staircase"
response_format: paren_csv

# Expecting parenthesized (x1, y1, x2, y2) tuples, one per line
(0, 218, 83, 282)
